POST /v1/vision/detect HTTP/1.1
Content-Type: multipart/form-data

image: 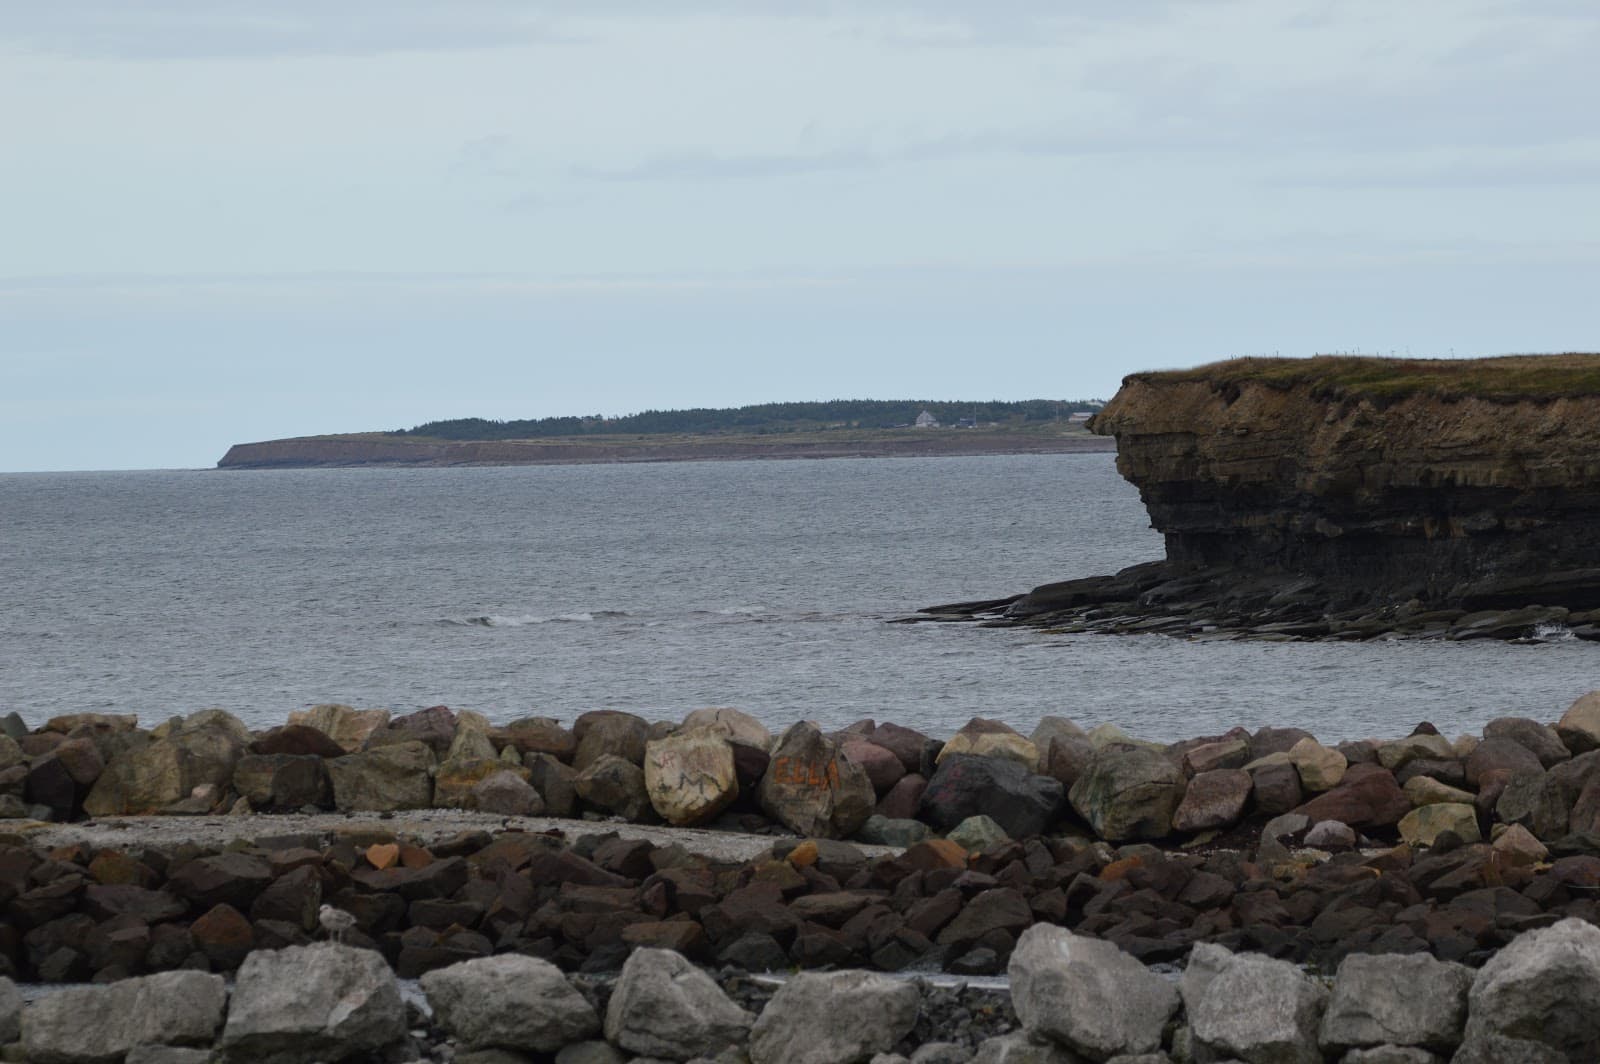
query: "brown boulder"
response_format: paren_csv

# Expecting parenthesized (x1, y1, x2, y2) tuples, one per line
(1171, 769, 1252, 833)
(190, 902, 254, 968)
(573, 710, 651, 770)
(497, 717, 577, 762)
(248, 724, 345, 759)
(575, 754, 654, 821)
(365, 705, 457, 757)
(840, 740, 906, 794)
(1465, 738, 1543, 788)
(758, 722, 875, 839)
(1293, 764, 1409, 828)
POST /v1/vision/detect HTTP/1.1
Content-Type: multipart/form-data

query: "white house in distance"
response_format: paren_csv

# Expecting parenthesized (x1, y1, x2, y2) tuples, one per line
(914, 410, 940, 428)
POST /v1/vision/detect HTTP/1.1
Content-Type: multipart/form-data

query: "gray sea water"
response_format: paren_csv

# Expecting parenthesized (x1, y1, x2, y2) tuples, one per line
(2, 453, 1594, 743)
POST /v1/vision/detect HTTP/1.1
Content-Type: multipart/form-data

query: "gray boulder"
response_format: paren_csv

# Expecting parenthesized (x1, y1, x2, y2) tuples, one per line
(603, 947, 753, 1059)
(421, 953, 599, 1053)
(1319, 953, 1471, 1052)
(1010, 923, 1178, 1060)
(574, 754, 653, 820)
(1068, 748, 1186, 841)
(969, 1031, 1082, 1062)
(748, 970, 921, 1064)
(22, 970, 225, 1063)
(325, 740, 436, 812)
(1459, 916, 1600, 1061)
(1190, 951, 1327, 1064)
(0, 975, 17, 1044)
(221, 943, 404, 1062)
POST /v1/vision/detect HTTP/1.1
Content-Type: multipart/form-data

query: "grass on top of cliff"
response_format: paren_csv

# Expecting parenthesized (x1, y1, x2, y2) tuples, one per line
(1137, 353, 1600, 405)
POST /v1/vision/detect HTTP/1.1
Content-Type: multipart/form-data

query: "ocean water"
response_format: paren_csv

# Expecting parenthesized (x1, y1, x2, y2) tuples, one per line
(2, 453, 1595, 743)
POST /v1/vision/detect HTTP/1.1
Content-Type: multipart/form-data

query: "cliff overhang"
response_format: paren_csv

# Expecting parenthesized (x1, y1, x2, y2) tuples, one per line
(919, 354, 1600, 642)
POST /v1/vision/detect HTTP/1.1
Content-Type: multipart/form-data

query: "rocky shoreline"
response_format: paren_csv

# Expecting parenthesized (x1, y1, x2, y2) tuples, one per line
(9, 697, 1600, 1058)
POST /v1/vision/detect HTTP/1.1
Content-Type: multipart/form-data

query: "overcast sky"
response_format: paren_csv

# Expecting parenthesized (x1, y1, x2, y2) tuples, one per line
(4, 1, 1597, 471)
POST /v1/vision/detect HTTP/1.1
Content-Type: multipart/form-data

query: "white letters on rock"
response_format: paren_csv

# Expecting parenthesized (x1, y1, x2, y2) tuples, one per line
(748, 970, 921, 1064)
(603, 947, 753, 1060)
(221, 942, 405, 1063)
(420, 953, 601, 1053)
(21, 970, 225, 1064)
(1009, 924, 1179, 1061)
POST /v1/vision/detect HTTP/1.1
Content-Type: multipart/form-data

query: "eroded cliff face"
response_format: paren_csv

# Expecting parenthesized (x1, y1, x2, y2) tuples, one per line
(918, 356, 1600, 640)
(1092, 374, 1600, 608)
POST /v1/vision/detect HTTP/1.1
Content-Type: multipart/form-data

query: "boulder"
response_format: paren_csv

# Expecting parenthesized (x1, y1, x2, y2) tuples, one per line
(573, 710, 651, 771)
(1319, 952, 1472, 1053)
(1287, 737, 1347, 792)
(0, 976, 17, 1044)
(1376, 734, 1456, 772)
(1466, 738, 1544, 788)
(232, 753, 330, 809)
(857, 815, 933, 847)
(1190, 951, 1327, 1064)
(947, 815, 1010, 852)
(1496, 771, 1570, 841)
(919, 754, 1064, 839)
(1493, 823, 1549, 865)
(937, 718, 1039, 770)
(497, 717, 577, 762)
(644, 733, 740, 826)
(603, 947, 754, 1060)
(445, 724, 499, 763)
(758, 723, 875, 839)
(1170, 769, 1252, 833)
(841, 739, 907, 793)
(1068, 748, 1186, 841)
(1556, 691, 1600, 754)
(1459, 916, 1600, 1060)
(1251, 726, 1315, 759)
(363, 704, 457, 757)
(526, 753, 579, 818)
(1245, 753, 1304, 815)
(1402, 775, 1476, 807)
(1030, 716, 1086, 749)
(325, 741, 436, 812)
(21, 970, 225, 1062)
(679, 706, 773, 751)
(1292, 764, 1409, 828)
(1009, 923, 1178, 1059)
(83, 712, 248, 816)
(1398, 802, 1481, 848)
(471, 770, 546, 817)
(1182, 737, 1251, 776)
(435, 756, 526, 807)
(420, 953, 600, 1053)
(1039, 736, 1095, 791)
(221, 943, 405, 1062)
(748, 970, 921, 1064)
(1484, 717, 1571, 768)
(249, 723, 347, 758)
(575, 754, 653, 820)
(287, 704, 391, 752)
(969, 1031, 1082, 1063)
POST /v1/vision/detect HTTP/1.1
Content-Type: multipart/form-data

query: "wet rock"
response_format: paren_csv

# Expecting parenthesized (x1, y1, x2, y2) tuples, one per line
(325, 741, 436, 812)
(758, 723, 876, 839)
(1318, 952, 1472, 1053)
(748, 969, 921, 1064)
(21, 970, 225, 1063)
(1190, 951, 1327, 1064)
(575, 754, 653, 820)
(420, 953, 600, 1053)
(573, 710, 650, 771)
(937, 718, 1039, 770)
(222, 943, 405, 1063)
(1459, 916, 1600, 1060)
(1010, 923, 1178, 1060)
(643, 733, 740, 827)
(1068, 748, 1185, 841)
(603, 946, 753, 1059)
(1170, 769, 1251, 833)
(1398, 803, 1481, 848)
(287, 704, 391, 752)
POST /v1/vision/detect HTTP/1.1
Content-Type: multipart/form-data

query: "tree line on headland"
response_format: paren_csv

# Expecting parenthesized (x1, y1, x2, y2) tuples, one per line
(393, 399, 1104, 441)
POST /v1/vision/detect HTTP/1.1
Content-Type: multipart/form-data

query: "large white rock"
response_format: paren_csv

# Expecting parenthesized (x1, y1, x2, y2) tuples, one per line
(748, 970, 921, 1064)
(603, 947, 753, 1059)
(679, 706, 773, 751)
(221, 943, 404, 1063)
(644, 733, 741, 826)
(1459, 916, 1600, 1060)
(1190, 951, 1327, 1064)
(1319, 952, 1472, 1052)
(1009, 924, 1178, 1060)
(21, 970, 225, 1064)
(421, 954, 599, 1053)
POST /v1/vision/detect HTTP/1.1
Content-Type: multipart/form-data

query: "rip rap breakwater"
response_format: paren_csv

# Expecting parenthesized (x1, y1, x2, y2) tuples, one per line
(7, 696, 1600, 989)
(8, 921, 1600, 1062)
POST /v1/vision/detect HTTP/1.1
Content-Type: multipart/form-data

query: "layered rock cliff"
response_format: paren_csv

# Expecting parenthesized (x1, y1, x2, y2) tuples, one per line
(921, 355, 1600, 640)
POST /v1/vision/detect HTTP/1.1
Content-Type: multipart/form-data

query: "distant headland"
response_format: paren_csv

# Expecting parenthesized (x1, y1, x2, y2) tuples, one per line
(217, 399, 1115, 468)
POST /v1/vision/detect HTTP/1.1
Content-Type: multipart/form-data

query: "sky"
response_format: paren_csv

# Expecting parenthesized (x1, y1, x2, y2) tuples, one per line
(3, 1, 1597, 471)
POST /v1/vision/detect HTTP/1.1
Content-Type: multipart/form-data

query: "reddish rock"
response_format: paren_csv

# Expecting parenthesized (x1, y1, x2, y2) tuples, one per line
(190, 902, 254, 968)
(365, 705, 458, 756)
(1247, 757, 1305, 815)
(572, 710, 651, 770)
(876, 774, 927, 820)
(841, 739, 906, 794)
(1293, 764, 1409, 828)
(1465, 738, 1543, 788)
(497, 718, 577, 763)
(1171, 769, 1252, 832)
(871, 723, 934, 774)
(248, 865, 322, 931)
(248, 724, 346, 759)
(167, 853, 273, 911)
